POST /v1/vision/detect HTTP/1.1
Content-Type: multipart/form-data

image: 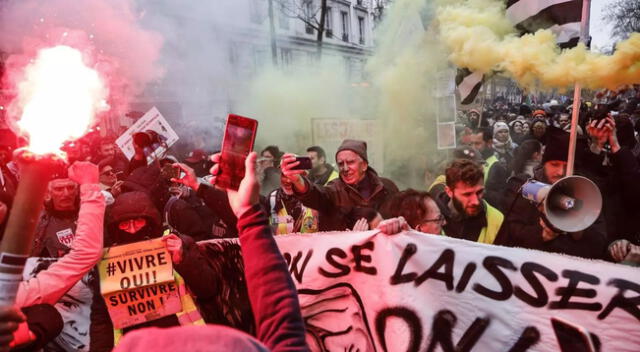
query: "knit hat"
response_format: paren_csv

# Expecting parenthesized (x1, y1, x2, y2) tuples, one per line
(533, 109, 546, 118)
(542, 127, 570, 163)
(493, 122, 509, 135)
(336, 139, 368, 162)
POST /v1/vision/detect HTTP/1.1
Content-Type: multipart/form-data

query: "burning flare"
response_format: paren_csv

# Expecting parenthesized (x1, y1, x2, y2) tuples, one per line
(15, 45, 108, 155)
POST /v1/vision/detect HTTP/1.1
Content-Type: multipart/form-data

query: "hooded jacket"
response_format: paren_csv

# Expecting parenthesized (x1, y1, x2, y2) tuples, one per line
(90, 191, 220, 351)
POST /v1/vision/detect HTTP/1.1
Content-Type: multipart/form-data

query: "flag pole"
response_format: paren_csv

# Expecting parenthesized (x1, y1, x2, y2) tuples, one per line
(566, 0, 591, 176)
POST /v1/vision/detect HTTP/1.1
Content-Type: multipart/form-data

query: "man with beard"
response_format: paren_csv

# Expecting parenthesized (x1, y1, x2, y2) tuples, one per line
(306, 146, 338, 186)
(435, 159, 504, 244)
(465, 127, 509, 210)
(281, 139, 398, 230)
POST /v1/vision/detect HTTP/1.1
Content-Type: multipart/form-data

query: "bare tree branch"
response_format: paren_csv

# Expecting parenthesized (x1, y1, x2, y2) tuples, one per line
(603, 0, 640, 41)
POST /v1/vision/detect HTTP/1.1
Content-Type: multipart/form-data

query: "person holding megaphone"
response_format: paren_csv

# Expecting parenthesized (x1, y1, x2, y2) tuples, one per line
(496, 127, 608, 260)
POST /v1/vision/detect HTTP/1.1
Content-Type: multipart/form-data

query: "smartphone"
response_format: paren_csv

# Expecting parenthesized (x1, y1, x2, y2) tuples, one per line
(551, 317, 595, 352)
(291, 156, 312, 170)
(217, 114, 258, 190)
(161, 164, 180, 180)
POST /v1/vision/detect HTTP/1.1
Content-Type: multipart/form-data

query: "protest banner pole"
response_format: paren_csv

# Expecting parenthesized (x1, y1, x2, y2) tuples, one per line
(566, 0, 591, 176)
(0, 152, 59, 304)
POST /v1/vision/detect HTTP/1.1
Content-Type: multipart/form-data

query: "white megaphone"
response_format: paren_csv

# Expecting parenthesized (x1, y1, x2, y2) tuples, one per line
(521, 176, 602, 233)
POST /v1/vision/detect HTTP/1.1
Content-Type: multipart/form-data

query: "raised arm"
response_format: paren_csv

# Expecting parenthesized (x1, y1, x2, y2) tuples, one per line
(15, 162, 105, 307)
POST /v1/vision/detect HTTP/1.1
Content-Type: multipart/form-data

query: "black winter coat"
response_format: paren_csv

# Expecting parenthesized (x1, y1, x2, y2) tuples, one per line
(496, 166, 608, 260)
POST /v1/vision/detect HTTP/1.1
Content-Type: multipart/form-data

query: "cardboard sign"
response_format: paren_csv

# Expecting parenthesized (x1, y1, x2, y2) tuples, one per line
(98, 238, 181, 329)
(200, 231, 640, 351)
(115, 106, 179, 162)
(311, 119, 384, 173)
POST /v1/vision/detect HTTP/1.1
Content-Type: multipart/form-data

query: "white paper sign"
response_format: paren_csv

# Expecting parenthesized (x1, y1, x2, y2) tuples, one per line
(311, 119, 384, 173)
(115, 107, 179, 161)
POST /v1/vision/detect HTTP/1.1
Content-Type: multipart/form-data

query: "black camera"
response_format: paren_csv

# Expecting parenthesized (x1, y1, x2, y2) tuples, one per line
(133, 130, 163, 148)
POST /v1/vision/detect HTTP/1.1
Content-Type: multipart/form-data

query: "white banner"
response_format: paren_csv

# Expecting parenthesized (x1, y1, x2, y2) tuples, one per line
(115, 106, 179, 161)
(247, 231, 640, 351)
(311, 119, 384, 173)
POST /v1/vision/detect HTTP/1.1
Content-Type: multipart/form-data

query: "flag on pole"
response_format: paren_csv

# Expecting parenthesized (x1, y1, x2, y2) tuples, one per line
(456, 69, 484, 105)
(506, 0, 585, 48)
(456, 0, 585, 105)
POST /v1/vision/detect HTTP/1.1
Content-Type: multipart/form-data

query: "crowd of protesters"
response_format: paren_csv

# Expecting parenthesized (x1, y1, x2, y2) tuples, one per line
(0, 86, 639, 351)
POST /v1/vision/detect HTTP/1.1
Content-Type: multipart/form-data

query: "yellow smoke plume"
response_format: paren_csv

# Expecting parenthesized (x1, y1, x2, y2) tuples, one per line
(436, 0, 640, 90)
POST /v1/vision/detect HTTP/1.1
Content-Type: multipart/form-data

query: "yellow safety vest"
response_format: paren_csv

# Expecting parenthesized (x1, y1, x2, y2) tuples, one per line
(269, 192, 318, 235)
(442, 201, 504, 244)
(325, 170, 339, 185)
(113, 235, 205, 345)
(428, 175, 446, 192)
(483, 155, 499, 184)
(477, 201, 504, 244)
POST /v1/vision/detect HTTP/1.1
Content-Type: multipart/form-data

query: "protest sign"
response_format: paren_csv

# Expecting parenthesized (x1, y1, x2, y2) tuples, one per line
(98, 238, 181, 329)
(311, 119, 384, 173)
(200, 231, 640, 351)
(115, 106, 179, 162)
(435, 70, 457, 150)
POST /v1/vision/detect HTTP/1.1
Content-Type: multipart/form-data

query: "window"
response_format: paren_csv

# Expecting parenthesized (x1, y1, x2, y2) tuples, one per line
(249, 0, 264, 24)
(358, 17, 365, 44)
(325, 7, 333, 38)
(280, 48, 293, 67)
(278, 5, 289, 29)
(341, 11, 349, 42)
(356, 0, 363, 6)
(305, 1, 314, 34)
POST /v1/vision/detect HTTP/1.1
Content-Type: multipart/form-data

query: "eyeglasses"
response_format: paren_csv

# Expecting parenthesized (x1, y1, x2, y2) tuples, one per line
(416, 215, 446, 231)
(101, 169, 115, 176)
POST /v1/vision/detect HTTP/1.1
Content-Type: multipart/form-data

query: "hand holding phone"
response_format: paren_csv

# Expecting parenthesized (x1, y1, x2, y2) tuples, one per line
(290, 156, 312, 170)
(217, 114, 258, 191)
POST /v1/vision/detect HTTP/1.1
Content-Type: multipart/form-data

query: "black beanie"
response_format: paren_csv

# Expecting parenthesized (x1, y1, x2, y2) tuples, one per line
(542, 127, 570, 163)
(336, 139, 368, 162)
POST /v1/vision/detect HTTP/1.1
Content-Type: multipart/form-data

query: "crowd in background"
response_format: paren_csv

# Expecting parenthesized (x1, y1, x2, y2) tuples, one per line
(0, 85, 639, 351)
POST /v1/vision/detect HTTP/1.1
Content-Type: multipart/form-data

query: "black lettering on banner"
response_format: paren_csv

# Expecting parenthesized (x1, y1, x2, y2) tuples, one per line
(109, 296, 118, 307)
(352, 241, 377, 275)
(375, 307, 422, 352)
(549, 270, 602, 311)
(318, 248, 350, 278)
(455, 262, 477, 293)
(145, 254, 156, 268)
(283, 250, 313, 284)
(514, 262, 559, 307)
(159, 284, 167, 294)
(473, 256, 516, 301)
(390, 243, 418, 285)
(128, 291, 138, 301)
(426, 310, 456, 352)
(598, 278, 640, 322)
(157, 252, 168, 265)
(508, 326, 540, 352)
(415, 249, 455, 290)
(127, 300, 156, 316)
(117, 261, 128, 274)
(120, 277, 131, 289)
(426, 310, 490, 352)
